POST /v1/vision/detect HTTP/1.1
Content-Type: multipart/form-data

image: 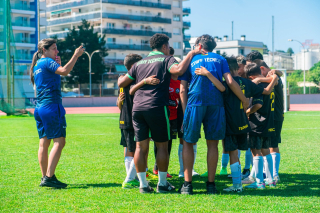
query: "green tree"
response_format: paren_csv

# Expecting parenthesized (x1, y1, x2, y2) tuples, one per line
(263, 44, 269, 54)
(53, 20, 108, 84)
(307, 61, 320, 85)
(287, 47, 294, 56)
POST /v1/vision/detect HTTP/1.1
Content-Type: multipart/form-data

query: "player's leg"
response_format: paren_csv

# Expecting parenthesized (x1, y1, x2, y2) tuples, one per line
(38, 137, 51, 178)
(270, 118, 283, 183)
(262, 138, 275, 187)
(220, 140, 229, 175)
(178, 138, 184, 177)
(192, 143, 199, 176)
(242, 148, 252, 179)
(206, 139, 219, 193)
(153, 141, 158, 174)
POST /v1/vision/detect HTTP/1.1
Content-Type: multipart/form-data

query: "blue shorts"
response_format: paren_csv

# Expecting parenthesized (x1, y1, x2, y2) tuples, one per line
(183, 105, 225, 143)
(34, 103, 67, 139)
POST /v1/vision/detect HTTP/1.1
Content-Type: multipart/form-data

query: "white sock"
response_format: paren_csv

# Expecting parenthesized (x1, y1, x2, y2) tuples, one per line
(250, 165, 256, 178)
(178, 144, 183, 173)
(124, 156, 133, 174)
(254, 156, 264, 183)
(137, 172, 148, 188)
(271, 152, 280, 177)
(158, 171, 167, 186)
(238, 150, 241, 159)
(230, 162, 241, 185)
(244, 148, 251, 169)
(124, 160, 137, 183)
(193, 144, 197, 170)
(264, 154, 274, 182)
(221, 153, 229, 168)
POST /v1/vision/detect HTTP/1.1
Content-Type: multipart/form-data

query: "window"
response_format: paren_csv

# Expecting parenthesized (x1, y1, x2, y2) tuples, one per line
(173, 1, 180, 8)
(173, 14, 180, 22)
(129, 39, 133, 45)
(107, 23, 115, 29)
(239, 49, 244, 55)
(173, 42, 181, 49)
(107, 38, 116, 44)
(173, 28, 180, 35)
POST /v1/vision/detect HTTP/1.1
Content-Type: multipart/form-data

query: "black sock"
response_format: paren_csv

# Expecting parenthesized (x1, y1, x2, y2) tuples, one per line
(184, 181, 192, 187)
(207, 181, 215, 186)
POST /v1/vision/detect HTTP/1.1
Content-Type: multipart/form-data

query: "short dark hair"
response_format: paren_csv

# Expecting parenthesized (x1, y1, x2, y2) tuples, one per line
(246, 51, 263, 62)
(225, 56, 239, 75)
(236, 55, 246, 65)
(150, 33, 169, 50)
(244, 63, 261, 78)
(169, 47, 175, 55)
(253, 59, 270, 69)
(124, 54, 143, 70)
(195, 34, 217, 52)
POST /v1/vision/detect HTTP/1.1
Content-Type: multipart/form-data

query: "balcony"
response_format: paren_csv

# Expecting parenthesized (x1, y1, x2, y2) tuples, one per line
(46, 0, 100, 12)
(12, 20, 36, 28)
(10, 3, 36, 11)
(102, 0, 171, 10)
(183, 8, 191, 15)
(183, 34, 191, 41)
(107, 43, 151, 51)
(102, 13, 171, 24)
(14, 53, 33, 60)
(104, 58, 124, 65)
(47, 12, 100, 26)
(183, 21, 191, 28)
(14, 37, 36, 44)
(103, 28, 171, 38)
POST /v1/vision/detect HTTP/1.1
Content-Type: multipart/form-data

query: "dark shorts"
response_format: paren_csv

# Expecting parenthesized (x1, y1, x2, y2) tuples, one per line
(133, 106, 170, 142)
(224, 134, 248, 152)
(170, 119, 178, 140)
(34, 103, 66, 139)
(270, 119, 284, 148)
(249, 135, 271, 150)
(120, 129, 136, 152)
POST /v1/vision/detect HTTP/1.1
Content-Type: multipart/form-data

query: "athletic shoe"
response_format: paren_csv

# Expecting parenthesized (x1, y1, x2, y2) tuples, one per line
(241, 169, 250, 179)
(39, 177, 44, 187)
(220, 167, 228, 175)
(192, 170, 200, 176)
(200, 171, 208, 178)
(166, 173, 172, 178)
(157, 181, 176, 193)
(242, 176, 255, 184)
(178, 170, 184, 178)
(223, 184, 243, 192)
(146, 171, 157, 179)
(41, 175, 67, 188)
(206, 182, 218, 194)
(139, 184, 154, 194)
(244, 182, 265, 189)
(274, 176, 281, 184)
(153, 169, 158, 175)
(178, 184, 193, 195)
(265, 179, 276, 187)
(122, 180, 140, 189)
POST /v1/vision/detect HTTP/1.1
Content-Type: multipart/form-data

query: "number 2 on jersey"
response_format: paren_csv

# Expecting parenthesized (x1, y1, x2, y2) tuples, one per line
(270, 92, 275, 111)
(240, 89, 245, 109)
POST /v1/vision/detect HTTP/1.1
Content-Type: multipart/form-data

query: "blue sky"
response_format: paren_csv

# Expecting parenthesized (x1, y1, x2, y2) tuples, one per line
(183, 0, 320, 54)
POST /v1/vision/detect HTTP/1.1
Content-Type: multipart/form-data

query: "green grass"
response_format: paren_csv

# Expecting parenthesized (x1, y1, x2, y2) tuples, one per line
(1, 111, 320, 212)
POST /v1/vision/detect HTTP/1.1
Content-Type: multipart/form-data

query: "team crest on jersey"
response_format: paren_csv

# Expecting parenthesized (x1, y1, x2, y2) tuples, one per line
(175, 88, 180, 93)
(169, 87, 174, 93)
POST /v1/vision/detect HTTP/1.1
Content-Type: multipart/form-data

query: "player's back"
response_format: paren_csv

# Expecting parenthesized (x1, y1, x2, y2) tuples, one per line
(119, 83, 134, 129)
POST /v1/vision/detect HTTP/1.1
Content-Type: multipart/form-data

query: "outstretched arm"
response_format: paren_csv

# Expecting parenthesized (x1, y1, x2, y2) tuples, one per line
(129, 75, 160, 95)
(55, 46, 84, 76)
(246, 104, 262, 117)
(194, 66, 225, 92)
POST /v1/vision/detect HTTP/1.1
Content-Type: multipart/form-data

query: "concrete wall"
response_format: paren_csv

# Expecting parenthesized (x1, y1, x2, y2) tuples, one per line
(62, 97, 118, 107)
(290, 94, 320, 104)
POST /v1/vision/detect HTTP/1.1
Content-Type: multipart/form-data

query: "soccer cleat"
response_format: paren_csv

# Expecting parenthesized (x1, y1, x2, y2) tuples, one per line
(220, 167, 228, 175)
(178, 184, 193, 195)
(40, 175, 67, 188)
(200, 171, 208, 178)
(242, 176, 255, 184)
(223, 184, 243, 192)
(39, 177, 44, 187)
(274, 176, 281, 184)
(146, 171, 157, 179)
(265, 179, 276, 187)
(139, 184, 154, 194)
(178, 170, 184, 178)
(245, 182, 266, 189)
(166, 173, 173, 178)
(122, 180, 140, 189)
(241, 169, 250, 179)
(153, 169, 158, 175)
(192, 170, 200, 176)
(157, 181, 176, 193)
(206, 182, 218, 194)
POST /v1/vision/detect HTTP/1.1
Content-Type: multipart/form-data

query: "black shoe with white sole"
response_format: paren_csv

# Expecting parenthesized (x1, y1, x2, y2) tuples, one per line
(157, 181, 176, 193)
(40, 175, 67, 188)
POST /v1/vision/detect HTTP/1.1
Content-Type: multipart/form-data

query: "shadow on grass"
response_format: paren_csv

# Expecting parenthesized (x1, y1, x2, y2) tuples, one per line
(67, 183, 121, 189)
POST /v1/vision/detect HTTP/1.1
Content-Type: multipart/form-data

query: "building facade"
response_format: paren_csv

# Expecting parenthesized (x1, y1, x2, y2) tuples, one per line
(43, 0, 190, 72)
(263, 52, 294, 71)
(292, 47, 320, 70)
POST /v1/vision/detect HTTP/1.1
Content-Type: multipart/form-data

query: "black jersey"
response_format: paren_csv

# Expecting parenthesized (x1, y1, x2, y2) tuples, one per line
(274, 75, 284, 121)
(223, 77, 264, 135)
(119, 83, 134, 129)
(127, 51, 178, 112)
(249, 83, 275, 137)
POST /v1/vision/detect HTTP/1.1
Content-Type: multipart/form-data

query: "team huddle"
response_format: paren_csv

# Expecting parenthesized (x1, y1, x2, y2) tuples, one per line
(117, 34, 284, 194)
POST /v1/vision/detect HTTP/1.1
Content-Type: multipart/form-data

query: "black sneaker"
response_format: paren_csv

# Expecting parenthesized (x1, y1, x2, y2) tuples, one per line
(41, 175, 67, 188)
(39, 177, 44, 187)
(242, 169, 250, 179)
(157, 181, 176, 193)
(178, 184, 193, 195)
(206, 182, 218, 194)
(139, 184, 154, 194)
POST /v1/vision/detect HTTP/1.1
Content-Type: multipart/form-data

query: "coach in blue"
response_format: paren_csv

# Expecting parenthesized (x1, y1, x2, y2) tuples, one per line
(179, 35, 250, 195)
(30, 38, 84, 188)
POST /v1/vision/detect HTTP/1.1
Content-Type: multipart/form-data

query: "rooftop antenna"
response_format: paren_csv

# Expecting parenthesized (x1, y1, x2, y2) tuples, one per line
(232, 21, 234, 40)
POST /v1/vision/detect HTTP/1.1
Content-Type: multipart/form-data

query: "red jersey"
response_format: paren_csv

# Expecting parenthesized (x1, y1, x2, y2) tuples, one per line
(169, 79, 180, 120)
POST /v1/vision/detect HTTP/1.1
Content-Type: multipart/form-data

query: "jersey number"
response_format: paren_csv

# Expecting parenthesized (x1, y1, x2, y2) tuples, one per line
(240, 89, 245, 109)
(120, 88, 124, 105)
(270, 92, 275, 111)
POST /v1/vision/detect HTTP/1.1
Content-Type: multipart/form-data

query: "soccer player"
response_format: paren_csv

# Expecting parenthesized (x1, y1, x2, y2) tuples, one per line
(251, 59, 284, 183)
(243, 63, 278, 189)
(222, 57, 278, 192)
(245, 51, 263, 63)
(178, 34, 249, 195)
(118, 33, 204, 193)
(31, 38, 84, 188)
(118, 54, 160, 189)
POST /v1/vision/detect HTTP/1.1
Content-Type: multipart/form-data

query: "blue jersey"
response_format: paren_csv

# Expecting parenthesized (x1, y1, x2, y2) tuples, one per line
(33, 58, 61, 106)
(179, 52, 230, 107)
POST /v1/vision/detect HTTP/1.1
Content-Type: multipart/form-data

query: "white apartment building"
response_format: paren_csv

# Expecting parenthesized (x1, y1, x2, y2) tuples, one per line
(43, 0, 190, 71)
(292, 47, 320, 70)
(263, 52, 294, 71)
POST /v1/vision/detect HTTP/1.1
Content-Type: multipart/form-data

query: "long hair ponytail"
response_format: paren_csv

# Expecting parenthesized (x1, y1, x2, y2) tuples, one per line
(30, 38, 57, 85)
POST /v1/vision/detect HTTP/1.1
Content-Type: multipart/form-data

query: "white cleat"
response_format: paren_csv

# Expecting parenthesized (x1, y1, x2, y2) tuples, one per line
(223, 184, 243, 192)
(179, 170, 184, 178)
(192, 170, 200, 176)
(242, 176, 256, 184)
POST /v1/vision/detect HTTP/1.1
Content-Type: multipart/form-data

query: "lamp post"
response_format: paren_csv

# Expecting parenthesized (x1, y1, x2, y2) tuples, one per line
(84, 50, 100, 97)
(288, 39, 306, 94)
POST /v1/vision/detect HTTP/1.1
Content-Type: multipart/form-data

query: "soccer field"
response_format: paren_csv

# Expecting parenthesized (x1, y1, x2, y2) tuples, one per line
(1, 111, 319, 212)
